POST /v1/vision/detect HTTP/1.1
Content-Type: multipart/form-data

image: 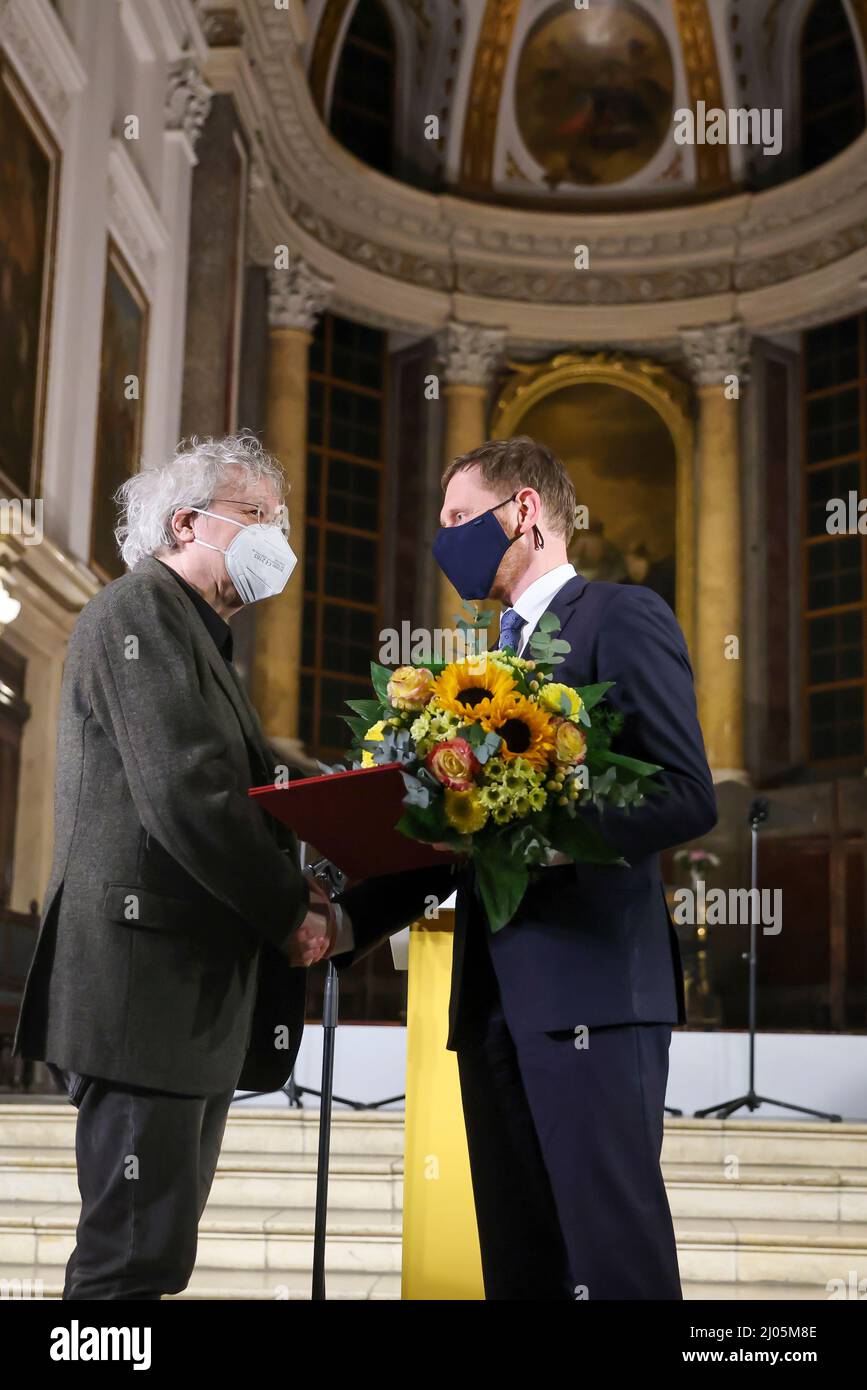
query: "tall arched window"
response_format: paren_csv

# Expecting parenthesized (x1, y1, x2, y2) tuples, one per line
(329, 0, 396, 175)
(801, 311, 867, 766)
(800, 0, 866, 173)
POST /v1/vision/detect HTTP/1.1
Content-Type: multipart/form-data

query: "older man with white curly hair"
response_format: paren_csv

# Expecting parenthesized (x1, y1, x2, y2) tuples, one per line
(14, 433, 335, 1300)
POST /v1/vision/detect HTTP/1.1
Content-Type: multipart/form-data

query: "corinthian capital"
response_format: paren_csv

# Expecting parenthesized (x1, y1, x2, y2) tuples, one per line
(680, 322, 751, 388)
(267, 259, 332, 332)
(165, 57, 213, 150)
(438, 321, 506, 388)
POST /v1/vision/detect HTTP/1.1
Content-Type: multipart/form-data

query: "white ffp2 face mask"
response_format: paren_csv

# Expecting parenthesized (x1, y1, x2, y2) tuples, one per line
(190, 508, 297, 604)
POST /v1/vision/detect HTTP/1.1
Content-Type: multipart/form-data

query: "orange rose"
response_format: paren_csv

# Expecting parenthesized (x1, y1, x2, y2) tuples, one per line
(425, 737, 481, 790)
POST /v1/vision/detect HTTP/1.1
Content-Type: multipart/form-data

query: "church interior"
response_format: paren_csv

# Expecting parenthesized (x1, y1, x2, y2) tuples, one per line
(1, 0, 867, 1301)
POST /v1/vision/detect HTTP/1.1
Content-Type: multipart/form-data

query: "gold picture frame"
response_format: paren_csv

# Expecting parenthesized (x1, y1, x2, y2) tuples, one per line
(0, 56, 61, 500)
(89, 238, 150, 583)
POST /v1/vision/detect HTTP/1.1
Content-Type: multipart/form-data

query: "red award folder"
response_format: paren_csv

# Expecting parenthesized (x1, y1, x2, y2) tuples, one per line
(249, 762, 455, 880)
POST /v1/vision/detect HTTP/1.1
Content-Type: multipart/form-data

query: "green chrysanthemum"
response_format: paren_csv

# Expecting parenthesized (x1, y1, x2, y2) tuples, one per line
(477, 756, 545, 823)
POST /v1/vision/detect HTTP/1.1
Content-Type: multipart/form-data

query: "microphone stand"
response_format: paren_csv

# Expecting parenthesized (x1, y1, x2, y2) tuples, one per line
(312, 958, 338, 1301)
(300, 847, 346, 1300)
(694, 798, 841, 1123)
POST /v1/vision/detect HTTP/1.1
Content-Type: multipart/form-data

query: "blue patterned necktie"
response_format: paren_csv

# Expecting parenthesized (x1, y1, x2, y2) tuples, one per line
(498, 607, 525, 654)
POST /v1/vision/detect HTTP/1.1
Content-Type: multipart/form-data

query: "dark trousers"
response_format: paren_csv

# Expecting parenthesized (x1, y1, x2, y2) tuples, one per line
(51, 1067, 236, 1300)
(455, 928, 682, 1300)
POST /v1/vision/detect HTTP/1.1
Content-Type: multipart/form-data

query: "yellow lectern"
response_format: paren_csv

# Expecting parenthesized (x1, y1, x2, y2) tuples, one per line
(400, 908, 484, 1299)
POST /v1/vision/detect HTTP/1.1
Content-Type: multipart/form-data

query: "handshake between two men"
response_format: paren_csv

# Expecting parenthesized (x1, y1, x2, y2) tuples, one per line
(287, 874, 339, 968)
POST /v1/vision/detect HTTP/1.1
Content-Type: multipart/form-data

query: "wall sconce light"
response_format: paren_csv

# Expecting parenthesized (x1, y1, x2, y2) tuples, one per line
(0, 575, 22, 633)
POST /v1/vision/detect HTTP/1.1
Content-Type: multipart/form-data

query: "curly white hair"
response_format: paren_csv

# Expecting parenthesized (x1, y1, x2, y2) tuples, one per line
(113, 432, 285, 570)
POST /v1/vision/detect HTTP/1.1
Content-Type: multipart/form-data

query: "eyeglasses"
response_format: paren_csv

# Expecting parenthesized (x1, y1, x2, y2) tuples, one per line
(209, 498, 290, 537)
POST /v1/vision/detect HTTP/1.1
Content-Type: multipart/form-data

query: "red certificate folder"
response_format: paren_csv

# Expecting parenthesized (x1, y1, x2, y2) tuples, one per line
(249, 762, 455, 880)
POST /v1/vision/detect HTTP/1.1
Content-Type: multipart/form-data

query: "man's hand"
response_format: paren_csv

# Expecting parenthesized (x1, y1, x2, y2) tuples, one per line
(285, 875, 337, 967)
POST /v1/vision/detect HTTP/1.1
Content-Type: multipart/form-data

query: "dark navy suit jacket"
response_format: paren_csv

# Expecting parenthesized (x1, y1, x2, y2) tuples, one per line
(337, 574, 717, 1048)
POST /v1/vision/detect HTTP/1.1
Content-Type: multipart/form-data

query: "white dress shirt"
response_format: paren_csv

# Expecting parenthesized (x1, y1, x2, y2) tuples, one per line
(508, 562, 577, 656)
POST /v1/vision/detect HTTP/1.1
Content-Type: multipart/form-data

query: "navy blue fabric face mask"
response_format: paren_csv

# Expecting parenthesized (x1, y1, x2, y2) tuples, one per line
(432, 494, 519, 600)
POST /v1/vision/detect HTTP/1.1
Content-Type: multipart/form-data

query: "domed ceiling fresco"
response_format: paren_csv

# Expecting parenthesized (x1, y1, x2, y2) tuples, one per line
(305, 0, 867, 209)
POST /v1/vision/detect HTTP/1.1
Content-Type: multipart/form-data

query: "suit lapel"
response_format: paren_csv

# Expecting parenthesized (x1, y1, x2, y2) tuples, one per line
(138, 557, 274, 778)
(521, 572, 588, 653)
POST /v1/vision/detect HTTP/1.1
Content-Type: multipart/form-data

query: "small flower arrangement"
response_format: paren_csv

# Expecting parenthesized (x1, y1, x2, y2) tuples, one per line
(674, 848, 720, 875)
(341, 612, 664, 931)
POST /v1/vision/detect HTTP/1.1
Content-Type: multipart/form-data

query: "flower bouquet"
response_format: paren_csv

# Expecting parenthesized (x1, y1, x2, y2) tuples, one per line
(340, 612, 664, 931)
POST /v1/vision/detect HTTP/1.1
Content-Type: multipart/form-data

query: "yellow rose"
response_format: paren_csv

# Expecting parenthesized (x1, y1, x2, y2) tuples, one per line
(540, 682, 583, 720)
(361, 719, 386, 768)
(552, 718, 588, 766)
(387, 665, 434, 711)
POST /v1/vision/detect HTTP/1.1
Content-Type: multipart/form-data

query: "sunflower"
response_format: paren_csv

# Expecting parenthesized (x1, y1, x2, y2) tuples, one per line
(482, 692, 555, 769)
(431, 656, 516, 725)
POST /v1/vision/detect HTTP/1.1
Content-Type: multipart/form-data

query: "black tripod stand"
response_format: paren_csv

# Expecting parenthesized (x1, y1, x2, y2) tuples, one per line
(694, 797, 841, 1123)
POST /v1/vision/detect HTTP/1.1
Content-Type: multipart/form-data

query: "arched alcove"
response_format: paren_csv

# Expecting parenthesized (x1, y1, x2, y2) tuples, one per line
(491, 353, 695, 650)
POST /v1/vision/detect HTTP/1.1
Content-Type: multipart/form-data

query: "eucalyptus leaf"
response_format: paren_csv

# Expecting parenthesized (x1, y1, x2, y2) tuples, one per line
(400, 772, 431, 808)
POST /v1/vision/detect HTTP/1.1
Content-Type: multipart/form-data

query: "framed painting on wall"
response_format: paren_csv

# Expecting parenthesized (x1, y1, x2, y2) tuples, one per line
(0, 58, 60, 499)
(90, 239, 149, 582)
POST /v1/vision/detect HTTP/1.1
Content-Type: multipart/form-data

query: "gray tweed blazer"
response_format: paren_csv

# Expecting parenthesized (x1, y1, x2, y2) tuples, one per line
(14, 555, 310, 1095)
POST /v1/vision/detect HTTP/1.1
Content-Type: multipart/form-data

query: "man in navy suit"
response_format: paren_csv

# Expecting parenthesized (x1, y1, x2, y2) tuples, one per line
(331, 436, 717, 1300)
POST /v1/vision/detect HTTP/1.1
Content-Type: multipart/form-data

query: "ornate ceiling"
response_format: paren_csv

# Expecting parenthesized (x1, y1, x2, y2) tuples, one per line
(303, 0, 867, 209)
(196, 0, 867, 350)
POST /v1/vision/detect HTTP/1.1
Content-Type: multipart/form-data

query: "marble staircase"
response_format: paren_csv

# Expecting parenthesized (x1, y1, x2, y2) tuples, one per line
(0, 1103, 864, 1300)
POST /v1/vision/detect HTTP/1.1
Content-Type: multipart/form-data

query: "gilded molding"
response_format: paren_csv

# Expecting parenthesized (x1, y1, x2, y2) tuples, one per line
(672, 0, 731, 188)
(492, 351, 693, 431)
(459, 0, 521, 190)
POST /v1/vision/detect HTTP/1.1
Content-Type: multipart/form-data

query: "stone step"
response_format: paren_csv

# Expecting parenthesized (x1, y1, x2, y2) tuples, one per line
(0, 1148, 404, 1212)
(675, 1216, 867, 1288)
(660, 1119, 867, 1169)
(682, 1280, 838, 1301)
(0, 1263, 400, 1300)
(663, 1165, 867, 1222)
(0, 1265, 834, 1301)
(0, 1104, 406, 1158)
(0, 1201, 402, 1275)
(3, 1146, 866, 1224)
(3, 1105, 867, 1168)
(2, 1199, 866, 1290)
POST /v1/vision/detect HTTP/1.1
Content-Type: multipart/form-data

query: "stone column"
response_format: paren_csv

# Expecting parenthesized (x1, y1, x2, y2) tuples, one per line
(437, 321, 505, 632)
(149, 56, 212, 460)
(680, 322, 750, 782)
(252, 258, 331, 762)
